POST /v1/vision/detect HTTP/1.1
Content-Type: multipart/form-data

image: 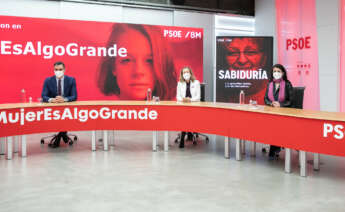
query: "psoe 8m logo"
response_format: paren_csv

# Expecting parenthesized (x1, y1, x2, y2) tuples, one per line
(323, 123, 344, 140)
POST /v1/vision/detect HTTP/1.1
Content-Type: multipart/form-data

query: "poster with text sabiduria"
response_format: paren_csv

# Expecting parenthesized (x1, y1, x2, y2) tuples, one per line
(216, 36, 273, 104)
(0, 15, 203, 103)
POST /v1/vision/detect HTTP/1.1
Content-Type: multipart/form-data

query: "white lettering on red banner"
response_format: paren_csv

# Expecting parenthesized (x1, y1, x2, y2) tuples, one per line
(218, 69, 268, 80)
(0, 41, 127, 59)
(163, 29, 202, 39)
(0, 107, 158, 126)
(323, 123, 344, 140)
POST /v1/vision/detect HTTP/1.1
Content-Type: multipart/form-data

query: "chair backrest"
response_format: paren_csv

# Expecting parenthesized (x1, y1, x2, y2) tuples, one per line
(200, 83, 206, 102)
(291, 86, 305, 109)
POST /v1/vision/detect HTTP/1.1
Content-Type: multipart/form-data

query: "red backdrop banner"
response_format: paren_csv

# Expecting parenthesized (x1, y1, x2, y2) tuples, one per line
(276, 0, 320, 110)
(0, 15, 203, 103)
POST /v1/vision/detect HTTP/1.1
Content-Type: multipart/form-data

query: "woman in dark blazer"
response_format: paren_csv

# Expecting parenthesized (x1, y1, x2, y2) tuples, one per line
(264, 64, 293, 159)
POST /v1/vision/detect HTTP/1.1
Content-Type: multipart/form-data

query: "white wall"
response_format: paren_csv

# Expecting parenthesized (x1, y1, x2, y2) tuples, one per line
(122, 7, 173, 25)
(0, 0, 60, 19)
(255, 0, 340, 112)
(255, 0, 277, 63)
(60, 1, 123, 22)
(213, 15, 255, 101)
(316, 0, 339, 112)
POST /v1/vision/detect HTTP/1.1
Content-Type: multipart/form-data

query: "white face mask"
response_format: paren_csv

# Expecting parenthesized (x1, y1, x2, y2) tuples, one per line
(183, 73, 191, 81)
(54, 70, 64, 79)
(273, 72, 282, 80)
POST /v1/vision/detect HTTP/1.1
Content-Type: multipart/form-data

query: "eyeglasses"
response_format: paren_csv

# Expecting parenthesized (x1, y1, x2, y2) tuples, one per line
(227, 51, 261, 56)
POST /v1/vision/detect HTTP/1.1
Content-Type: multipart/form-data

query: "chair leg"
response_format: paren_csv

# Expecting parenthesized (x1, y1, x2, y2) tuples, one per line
(240, 140, 246, 155)
(250, 141, 256, 157)
(41, 134, 57, 145)
(198, 133, 210, 143)
(174, 133, 181, 144)
(192, 133, 197, 145)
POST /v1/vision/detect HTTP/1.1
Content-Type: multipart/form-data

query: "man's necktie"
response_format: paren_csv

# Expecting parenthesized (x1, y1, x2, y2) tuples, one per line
(57, 79, 62, 96)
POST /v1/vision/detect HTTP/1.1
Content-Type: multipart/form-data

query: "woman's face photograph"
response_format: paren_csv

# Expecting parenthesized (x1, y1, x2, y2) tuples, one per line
(220, 37, 269, 96)
(113, 28, 155, 100)
(225, 38, 266, 70)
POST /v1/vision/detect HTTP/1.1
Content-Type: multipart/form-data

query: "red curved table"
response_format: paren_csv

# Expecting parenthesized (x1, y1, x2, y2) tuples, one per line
(1, 101, 345, 176)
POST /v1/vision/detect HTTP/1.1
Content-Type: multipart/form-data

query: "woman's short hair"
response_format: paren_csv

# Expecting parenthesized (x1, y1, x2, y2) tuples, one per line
(98, 23, 177, 100)
(270, 63, 288, 81)
(179, 66, 196, 82)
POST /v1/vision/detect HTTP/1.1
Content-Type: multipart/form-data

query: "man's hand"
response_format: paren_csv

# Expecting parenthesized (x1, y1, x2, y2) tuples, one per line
(55, 96, 65, 103)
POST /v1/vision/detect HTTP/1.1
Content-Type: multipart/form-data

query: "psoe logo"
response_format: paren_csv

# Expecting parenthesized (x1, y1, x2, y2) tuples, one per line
(323, 123, 344, 140)
(286, 36, 311, 50)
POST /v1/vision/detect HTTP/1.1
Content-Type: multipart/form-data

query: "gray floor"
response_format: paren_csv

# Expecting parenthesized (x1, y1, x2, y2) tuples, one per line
(1, 131, 345, 212)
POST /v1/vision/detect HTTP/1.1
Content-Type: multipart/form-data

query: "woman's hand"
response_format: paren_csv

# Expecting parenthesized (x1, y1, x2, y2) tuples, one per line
(272, 101, 281, 107)
(183, 97, 191, 103)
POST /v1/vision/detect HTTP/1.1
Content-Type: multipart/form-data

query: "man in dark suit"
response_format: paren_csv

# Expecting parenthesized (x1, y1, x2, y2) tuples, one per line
(42, 61, 77, 148)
